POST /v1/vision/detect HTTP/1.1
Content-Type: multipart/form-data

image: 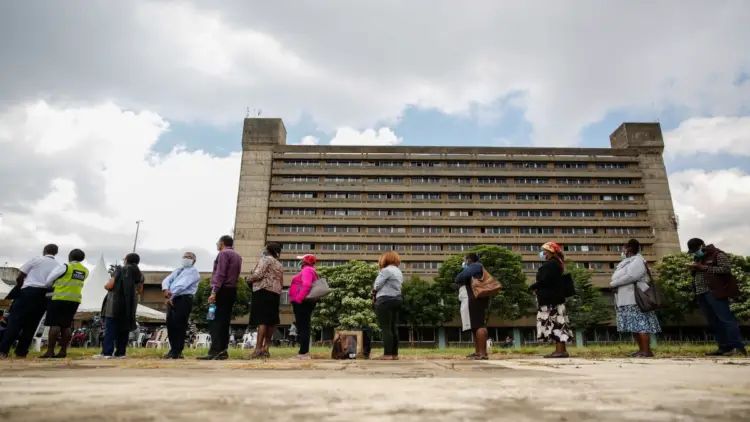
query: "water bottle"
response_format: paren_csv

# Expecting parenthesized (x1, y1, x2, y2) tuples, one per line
(207, 304, 216, 321)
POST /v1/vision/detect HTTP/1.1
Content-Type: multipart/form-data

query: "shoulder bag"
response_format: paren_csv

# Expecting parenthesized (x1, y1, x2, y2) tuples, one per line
(306, 277, 331, 300)
(471, 268, 502, 299)
(634, 260, 666, 312)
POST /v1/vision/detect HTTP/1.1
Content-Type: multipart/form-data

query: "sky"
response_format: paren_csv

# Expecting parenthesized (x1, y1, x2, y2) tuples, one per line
(0, 1, 749, 271)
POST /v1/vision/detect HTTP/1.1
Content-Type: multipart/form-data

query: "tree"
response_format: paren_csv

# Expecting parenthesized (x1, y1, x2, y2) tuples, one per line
(655, 252, 750, 323)
(435, 245, 535, 322)
(565, 263, 612, 333)
(190, 278, 251, 325)
(400, 276, 455, 342)
(311, 261, 379, 330)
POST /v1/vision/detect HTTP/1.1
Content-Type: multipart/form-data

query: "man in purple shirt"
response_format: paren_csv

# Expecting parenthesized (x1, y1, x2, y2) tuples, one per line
(198, 235, 242, 360)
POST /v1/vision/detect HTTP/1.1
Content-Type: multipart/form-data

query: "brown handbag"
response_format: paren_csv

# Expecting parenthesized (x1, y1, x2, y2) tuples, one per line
(471, 268, 502, 298)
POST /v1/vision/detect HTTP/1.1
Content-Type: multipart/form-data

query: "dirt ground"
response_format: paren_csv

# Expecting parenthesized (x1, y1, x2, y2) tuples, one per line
(1, 358, 750, 421)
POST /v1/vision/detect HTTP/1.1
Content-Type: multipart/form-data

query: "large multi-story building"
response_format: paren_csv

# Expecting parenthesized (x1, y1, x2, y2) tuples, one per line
(229, 118, 682, 341)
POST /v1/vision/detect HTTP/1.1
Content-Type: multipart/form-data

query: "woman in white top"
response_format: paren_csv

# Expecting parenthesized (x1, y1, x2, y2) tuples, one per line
(609, 239, 661, 357)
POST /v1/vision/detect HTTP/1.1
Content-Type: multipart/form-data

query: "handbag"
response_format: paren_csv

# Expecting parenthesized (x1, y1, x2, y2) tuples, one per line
(306, 277, 331, 300)
(471, 268, 502, 299)
(634, 260, 666, 312)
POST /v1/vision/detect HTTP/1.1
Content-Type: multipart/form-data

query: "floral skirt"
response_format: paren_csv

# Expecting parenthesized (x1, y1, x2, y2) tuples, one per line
(616, 305, 661, 334)
(536, 304, 573, 343)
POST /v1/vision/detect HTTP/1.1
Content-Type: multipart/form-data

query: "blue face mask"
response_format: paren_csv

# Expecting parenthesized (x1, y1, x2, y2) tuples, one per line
(693, 249, 705, 259)
(538, 251, 546, 261)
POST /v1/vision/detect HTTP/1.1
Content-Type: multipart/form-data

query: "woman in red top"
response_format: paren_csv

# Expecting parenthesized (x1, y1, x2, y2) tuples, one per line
(289, 254, 318, 360)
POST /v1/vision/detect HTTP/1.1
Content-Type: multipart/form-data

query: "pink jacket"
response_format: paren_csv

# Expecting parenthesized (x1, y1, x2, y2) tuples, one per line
(289, 265, 318, 304)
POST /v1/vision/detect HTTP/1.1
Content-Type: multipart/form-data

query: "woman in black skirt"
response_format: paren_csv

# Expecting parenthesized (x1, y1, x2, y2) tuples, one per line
(246, 242, 284, 359)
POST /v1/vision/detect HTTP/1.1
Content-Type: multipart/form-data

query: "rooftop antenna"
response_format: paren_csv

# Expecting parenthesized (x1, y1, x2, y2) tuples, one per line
(257, 109, 262, 117)
(245, 107, 250, 118)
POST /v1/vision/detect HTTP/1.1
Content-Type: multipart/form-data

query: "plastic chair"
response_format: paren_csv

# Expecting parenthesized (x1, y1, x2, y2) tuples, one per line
(193, 333, 211, 349)
(145, 328, 168, 349)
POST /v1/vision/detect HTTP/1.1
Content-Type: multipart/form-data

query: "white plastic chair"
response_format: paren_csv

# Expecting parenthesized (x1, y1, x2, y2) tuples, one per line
(193, 333, 211, 349)
(241, 332, 257, 349)
(32, 326, 50, 352)
(145, 328, 168, 349)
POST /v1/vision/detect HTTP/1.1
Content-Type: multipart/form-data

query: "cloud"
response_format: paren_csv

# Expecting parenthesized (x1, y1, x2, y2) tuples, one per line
(664, 116, 750, 157)
(329, 127, 402, 146)
(296, 135, 320, 145)
(1, 1, 748, 145)
(0, 101, 240, 270)
(669, 168, 750, 255)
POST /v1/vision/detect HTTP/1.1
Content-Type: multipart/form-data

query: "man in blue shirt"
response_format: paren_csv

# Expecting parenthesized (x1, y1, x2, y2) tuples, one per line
(161, 252, 201, 359)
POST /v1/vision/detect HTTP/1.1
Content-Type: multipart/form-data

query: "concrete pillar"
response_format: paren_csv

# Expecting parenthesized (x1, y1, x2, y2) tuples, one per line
(438, 327, 446, 349)
(512, 327, 522, 349)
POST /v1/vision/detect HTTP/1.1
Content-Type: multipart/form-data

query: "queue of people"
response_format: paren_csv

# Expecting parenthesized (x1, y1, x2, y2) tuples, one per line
(0, 235, 746, 360)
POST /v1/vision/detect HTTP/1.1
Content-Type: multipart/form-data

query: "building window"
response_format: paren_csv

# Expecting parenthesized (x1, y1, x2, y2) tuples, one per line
(319, 260, 348, 267)
(371, 176, 403, 184)
(412, 161, 442, 167)
(413, 193, 441, 200)
(606, 227, 639, 235)
(447, 244, 474, 251)
(412, 227, 444, 234)
(518, 244, 539, 252)
(325, 160, 362, 167)
(448, 193, 473, 200)
(448, 210, 471, 217)
(323, 209, 363, 216)
(411, 244, 442, 252)
(281, 176, 319, 183)
(374, 161, 404, 167)
(325, 192, 361, 200)
(597, 162, 627, 169)
(278, 225, 315, 233)
(367, 227, 407, 234)
(447, 161, 470, 168)
(517, 210, 553, 217)
(560, 210, 596, 218)
(513, 162, 547, 169)
(575, 262, 605, 270)
(601, 194, 636, 201)
(368, 209, 406, 217)
(412, 177, 441, 184)
(483, 227, 512, 234)
(516, 194, 551, 201)
(523, 262, 544, 271)
(558, 178, 591, 185)
(555, 162, 588, 169)
(598, 178, 633, 185)
(281, 192, 315, 199)
(519, 227, 554, 235)
(564, 245, 600, 252)
(281, 260, 299, 270)
(325, 176, 361, 183)
(367, 244, 405, 252)
(559, 194, 594, 201)
(450, 227, 474, 234)
(478, 177, 507, 184)
(478, 161, 506, 168)
(409, 262, 441, 270)
(320, 243, 361, 251)
(323, 226, 360, 233)
(284, 160, 318, 167)
(561, 227, 597, 235)
(483, 210, 510, 217)
(282, 243, 313, 251)
(480, 193, 510, 201)
(281, 208, 316, 216)
(368, 193, 404, 200)
(413, 210, 442, 217)
(454, 177, 472, 184)
(603, 211, 638, 218)
(515, 178, 549, 184)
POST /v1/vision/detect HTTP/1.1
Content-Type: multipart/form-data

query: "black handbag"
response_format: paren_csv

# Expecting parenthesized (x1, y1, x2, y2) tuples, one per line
(634, 261, 665, 312)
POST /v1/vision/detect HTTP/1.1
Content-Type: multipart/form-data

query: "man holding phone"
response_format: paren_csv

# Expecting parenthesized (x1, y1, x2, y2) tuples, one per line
(687, 238, 746, 357)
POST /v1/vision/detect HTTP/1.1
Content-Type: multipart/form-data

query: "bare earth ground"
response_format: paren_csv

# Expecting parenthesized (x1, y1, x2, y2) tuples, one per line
(2, 358, 750, 421)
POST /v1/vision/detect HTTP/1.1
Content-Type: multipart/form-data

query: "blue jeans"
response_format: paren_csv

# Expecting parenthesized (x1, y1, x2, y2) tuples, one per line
(697, 292, 745, 351)
(102, 317, 129, 357)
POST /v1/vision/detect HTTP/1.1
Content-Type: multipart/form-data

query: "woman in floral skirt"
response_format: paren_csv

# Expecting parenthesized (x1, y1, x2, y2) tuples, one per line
(529, 242, 572, 358)
(610, 239, 661, 357)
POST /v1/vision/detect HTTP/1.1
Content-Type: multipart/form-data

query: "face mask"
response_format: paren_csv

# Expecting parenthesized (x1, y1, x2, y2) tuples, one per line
(620, 252, 627, 260)
(538, 251, 546, 261)
(694, 249, 705, 259)
(181, 258, 194, 268)
(461, 261, 467, 268)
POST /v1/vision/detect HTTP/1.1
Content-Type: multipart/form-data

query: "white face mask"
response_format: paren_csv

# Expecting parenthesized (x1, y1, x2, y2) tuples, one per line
(620, 252, 627, 260)
(181, 258, 194, 268)
(538, 251, 547, 261)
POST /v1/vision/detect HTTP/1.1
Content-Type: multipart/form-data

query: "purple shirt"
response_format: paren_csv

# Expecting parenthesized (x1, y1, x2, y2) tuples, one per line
(211, 247, 242, 290)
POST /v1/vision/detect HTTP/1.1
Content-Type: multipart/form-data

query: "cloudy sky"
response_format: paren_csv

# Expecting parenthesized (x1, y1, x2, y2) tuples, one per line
(1, 1, 749, 270)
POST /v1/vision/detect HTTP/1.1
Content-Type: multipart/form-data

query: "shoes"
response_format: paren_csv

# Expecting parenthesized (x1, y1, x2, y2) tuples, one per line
(468, 355, 488, 360)
(196, 355, 216, 360)
(38, 353, 55, 359)
(705, 350, 728, 356)
(292, 354, 311, 361)
(198, 351, 229, 361)
(466, 353, 478, 359)
(631, 351, 654, 358)
(722, 348, 748, 357)
(544, 352, 570, 359)
(92, 354, 113, 359)
(54, 353, 67, 359)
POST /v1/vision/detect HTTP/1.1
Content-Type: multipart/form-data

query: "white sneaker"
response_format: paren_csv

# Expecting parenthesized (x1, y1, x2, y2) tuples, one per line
(294, 354, 312, 360)
(114, 355, 127, 359)
(92, 355, 113, 359)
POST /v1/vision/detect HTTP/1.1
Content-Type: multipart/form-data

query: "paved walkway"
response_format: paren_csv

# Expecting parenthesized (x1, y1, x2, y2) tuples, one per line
(2, 358, 749, 421)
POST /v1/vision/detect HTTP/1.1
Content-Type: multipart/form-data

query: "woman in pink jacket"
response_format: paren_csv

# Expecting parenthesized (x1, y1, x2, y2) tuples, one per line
(289, 254, 318, 360)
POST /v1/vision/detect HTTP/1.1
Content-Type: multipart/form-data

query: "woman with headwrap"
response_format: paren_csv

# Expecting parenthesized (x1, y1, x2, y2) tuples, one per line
(529, 242, 572, 358)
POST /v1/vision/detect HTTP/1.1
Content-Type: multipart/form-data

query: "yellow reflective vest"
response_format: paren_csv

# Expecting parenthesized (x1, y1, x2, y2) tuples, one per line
(51, 262, 89, 303)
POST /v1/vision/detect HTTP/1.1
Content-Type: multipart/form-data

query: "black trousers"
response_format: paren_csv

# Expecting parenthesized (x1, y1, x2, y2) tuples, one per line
(167, 295, 193, 356)
(209, 287, 236, 355)
(0, 287, 48, 356)
(375, 298, 402, 356)
(292, 300, 316, 355)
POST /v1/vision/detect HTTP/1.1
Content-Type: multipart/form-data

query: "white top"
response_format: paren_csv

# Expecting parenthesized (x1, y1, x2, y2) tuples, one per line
(19, 255, 61, 289)
(609, 254, 649, 307)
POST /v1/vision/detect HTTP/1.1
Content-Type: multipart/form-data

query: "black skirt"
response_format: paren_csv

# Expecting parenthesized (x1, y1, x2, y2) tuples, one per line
(45, 300, 80, 328)
(467, 285, 490, 330)
(249, 289, 280, 327)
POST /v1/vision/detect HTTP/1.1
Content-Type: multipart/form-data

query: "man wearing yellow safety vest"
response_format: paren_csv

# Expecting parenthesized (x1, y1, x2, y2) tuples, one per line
(40, 249, 89, 359)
